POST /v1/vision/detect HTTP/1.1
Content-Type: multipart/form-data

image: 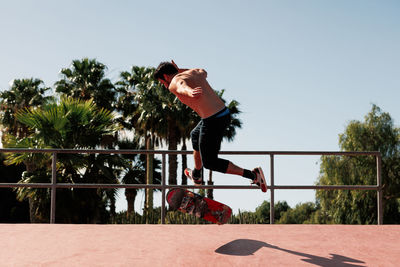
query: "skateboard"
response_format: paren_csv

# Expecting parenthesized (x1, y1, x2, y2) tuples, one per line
(166, 188, 232, 225)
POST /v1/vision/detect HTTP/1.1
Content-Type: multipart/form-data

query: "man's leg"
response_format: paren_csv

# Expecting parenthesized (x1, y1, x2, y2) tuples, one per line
(203, 152, 266, 192)
(188, 150, 203, 182)
(198, 115, 267, 192)
(225, 161, 244, 176)
(186, 121, 203, 183)
(193, 150, 202, 170)
(198, 115, 245, 176)
(226, 161, 267, 192)
(225, 160, 256, 181)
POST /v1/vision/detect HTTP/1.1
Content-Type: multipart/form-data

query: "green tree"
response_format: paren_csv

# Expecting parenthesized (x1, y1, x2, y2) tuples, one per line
(254, 200, 290, 223)
(307, 203, 332, 224)
(316, 105, 400, 224)
(0, 78, 53, 222)
(277, 202, 319, 224)
(116, 66, 165, 216)
(117, 137, 161, 218)
(0, 78, 53, 141)
(54, 58, 119, 216)
(55, 58, 116, 111)
(5, 97, 119, 223)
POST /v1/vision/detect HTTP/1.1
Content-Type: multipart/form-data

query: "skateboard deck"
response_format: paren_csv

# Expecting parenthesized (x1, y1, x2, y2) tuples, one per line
(166, 188, 232, 225)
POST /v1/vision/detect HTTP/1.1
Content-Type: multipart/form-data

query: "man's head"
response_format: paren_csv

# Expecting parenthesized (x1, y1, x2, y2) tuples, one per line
(154, 62, 178, 88)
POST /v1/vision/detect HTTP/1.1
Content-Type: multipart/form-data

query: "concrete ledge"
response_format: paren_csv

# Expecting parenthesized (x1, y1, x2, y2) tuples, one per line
(1, 224, 399, 266)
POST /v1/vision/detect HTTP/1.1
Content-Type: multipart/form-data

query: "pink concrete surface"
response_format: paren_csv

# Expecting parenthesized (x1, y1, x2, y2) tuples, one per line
(1, 224, 399, 266)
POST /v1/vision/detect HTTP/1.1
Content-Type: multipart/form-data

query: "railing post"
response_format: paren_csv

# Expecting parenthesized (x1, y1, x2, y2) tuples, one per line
(161, 153, 166, 224)
(270, 154, 275, 224)
(377, 154, 383, 225)
(50, 152, 57, 224)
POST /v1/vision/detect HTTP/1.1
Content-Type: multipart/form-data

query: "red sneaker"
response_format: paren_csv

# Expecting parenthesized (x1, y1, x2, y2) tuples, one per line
(252, 167, 267, 192)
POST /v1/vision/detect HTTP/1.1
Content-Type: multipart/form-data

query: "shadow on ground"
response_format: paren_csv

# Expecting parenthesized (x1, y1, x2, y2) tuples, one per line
(215, 239, 366, 267)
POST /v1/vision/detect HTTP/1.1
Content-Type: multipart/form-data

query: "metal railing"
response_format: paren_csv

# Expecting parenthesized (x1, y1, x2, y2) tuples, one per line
(0, 148, 383, 224)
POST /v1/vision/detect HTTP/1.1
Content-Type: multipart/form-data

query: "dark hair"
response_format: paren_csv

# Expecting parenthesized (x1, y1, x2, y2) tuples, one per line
(154, 62, 178, 81)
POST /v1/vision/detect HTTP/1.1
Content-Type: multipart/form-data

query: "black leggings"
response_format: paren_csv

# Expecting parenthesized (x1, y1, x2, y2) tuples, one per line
(190, 108, 230, 173)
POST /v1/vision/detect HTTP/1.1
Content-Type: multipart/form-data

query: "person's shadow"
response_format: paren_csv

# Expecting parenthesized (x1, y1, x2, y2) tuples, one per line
(215, 239, 366, 267)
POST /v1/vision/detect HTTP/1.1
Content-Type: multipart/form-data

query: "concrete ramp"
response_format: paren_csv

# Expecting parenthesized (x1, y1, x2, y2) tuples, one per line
(1, 224, 399, 266)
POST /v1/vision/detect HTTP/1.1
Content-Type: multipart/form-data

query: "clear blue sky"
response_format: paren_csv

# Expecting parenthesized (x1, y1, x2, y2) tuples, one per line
(1, 0, 399, 214)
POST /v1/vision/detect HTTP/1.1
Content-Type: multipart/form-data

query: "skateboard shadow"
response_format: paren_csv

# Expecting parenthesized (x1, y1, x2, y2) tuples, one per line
(215, 239, 366, 267)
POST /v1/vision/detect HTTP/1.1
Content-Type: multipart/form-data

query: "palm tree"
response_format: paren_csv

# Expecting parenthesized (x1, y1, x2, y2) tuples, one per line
(116, 136, 161, 218)
(5, 97, 120, 223)
(116, 66, 165, 216)
(156, 83, 184, 186)
(55, 58, 116, 112)
(0, 78, 53, 221)
(0, 78, 53, 142)
(54, 58, 120, 216)
(120, 147, 162, 217)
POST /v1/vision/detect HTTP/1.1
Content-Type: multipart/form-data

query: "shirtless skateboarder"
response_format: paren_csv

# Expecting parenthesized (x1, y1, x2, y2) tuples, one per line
(154, 61, 267, 192)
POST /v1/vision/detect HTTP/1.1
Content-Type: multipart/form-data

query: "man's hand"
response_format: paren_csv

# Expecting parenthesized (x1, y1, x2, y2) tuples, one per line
(191, 87, 203, 98)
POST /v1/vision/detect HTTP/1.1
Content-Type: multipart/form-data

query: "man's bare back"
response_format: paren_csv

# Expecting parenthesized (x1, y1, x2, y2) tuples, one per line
(168, 68, 225, 118)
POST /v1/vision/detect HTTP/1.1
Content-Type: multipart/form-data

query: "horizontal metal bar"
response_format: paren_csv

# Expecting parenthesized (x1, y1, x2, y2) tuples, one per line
(0, 148, 380, 156)
(0, 183, 379, 190)
(220, 151, 380, 156)
(273, 185, 379, 190)
(0, 183, 257, 190)
(0, 183, 53, 188)
(0, 148, 181, 155)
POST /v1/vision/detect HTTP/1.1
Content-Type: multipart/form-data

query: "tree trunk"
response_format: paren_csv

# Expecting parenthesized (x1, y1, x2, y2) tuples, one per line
(109, 196, 116, 219)
(145, 135, 154, 223)
(168, 118, 178, 185)
(181, 141, 187, 185)
(29, 197, 48, 223)
(125, 189, 137, 218)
